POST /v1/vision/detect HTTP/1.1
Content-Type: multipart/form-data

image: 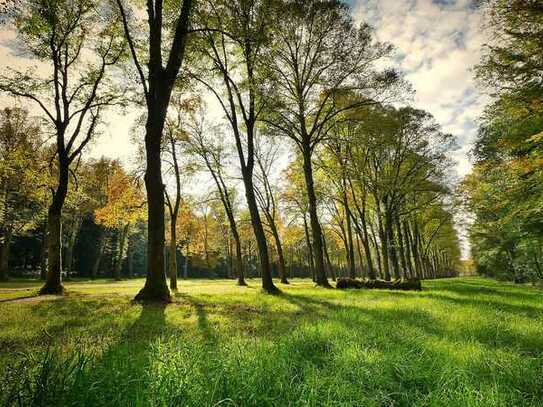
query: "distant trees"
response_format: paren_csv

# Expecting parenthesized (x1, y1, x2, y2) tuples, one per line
(264, 0, 401, 287)
(464, 0, 543, 283)
(95, 162, 145, 280)
(0, 108, 46, 281)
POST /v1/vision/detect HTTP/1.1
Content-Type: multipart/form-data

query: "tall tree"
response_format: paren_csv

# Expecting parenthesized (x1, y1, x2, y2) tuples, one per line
(116, 0, 194, 301)
(0, 0, 124, 293)
(264, 0, 400, 287)
(185, 121, 247, 286)
(191, 0, 278, 292)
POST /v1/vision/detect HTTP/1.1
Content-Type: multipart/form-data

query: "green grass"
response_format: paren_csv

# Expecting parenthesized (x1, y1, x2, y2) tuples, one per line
(0, 277, 542, 406)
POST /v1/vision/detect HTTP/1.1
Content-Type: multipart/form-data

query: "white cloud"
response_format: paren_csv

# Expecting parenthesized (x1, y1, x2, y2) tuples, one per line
(352, 0, 487, 177)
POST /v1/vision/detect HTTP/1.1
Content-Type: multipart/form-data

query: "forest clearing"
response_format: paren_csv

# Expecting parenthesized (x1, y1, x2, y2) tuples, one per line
(1, 277, 542, 406)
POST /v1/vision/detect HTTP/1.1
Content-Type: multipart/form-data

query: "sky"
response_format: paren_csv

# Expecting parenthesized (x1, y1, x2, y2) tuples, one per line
(351, 0, 487, 178)
(0, 0, 488, 257)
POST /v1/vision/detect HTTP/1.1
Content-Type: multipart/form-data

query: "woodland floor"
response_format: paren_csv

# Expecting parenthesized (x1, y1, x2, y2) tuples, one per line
(0, 277, 542, 406)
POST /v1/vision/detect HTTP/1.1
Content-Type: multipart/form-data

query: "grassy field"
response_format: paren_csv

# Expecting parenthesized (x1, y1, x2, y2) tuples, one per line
(0, 277, 542, 406)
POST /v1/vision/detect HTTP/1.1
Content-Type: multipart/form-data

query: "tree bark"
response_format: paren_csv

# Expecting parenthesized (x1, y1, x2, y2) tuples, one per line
(135, 100, 171, 302)
(243, 174, 277, 292)
(40, 162, 69, 295)
(301, 147, 330, 287)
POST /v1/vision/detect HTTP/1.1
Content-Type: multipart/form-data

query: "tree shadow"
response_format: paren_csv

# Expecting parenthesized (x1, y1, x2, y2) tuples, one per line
(174, 292, 218, 344)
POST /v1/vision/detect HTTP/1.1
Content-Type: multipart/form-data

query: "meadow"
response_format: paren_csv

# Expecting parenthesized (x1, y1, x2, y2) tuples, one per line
(0, 277, 542, 406)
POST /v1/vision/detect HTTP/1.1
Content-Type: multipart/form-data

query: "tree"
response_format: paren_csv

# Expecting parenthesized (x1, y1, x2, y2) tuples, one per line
(163, 94, 199, 290)
(254, 136, 289, 284)
(115, 0, 194, 301)
(0, 107, 47, 280)
(95, 162, 146, 280)
(191, 0, 279, 293)
(263, 0, 400, 287)
(0, 0, 124, 294)
(184, 120, 247, 286)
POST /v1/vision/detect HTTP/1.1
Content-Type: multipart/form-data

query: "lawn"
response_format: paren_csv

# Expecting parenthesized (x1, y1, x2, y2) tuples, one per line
(0, 277, 542, 406)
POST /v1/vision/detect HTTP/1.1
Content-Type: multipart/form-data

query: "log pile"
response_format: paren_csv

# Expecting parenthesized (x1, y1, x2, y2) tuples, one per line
(336, 278, 422, 291)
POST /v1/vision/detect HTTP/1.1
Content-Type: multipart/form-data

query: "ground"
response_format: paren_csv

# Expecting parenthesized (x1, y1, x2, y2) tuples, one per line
(0, 277, 542, 406)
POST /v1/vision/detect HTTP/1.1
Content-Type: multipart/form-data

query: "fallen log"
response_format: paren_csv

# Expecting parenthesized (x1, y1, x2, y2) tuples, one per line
(336, 278, 422, 291)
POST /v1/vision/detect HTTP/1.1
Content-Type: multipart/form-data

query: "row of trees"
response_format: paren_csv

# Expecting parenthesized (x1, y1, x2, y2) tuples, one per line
(0, 0, 461, 300)
(462, 0, 543, 283)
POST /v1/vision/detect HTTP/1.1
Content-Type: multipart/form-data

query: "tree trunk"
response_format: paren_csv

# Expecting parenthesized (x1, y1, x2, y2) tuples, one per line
(243, 175, 277, 293)
(169, 221, 178, 290)
(135, 102, 171, 302)
(127, 232, 134, 278)
(301, 147, 330, 287)
(0, 229, 11, 281)
(114, 224, 128, 281)
(386, 210, 401, 280)
(411, 220, 423, 279)
(92, 231, 106, 280)
(269, 221, 288, 284)
(322, 235, 336, 281)
(369, 222, 382, 279)
(377, 203, 391, 281)
(303, 215, 315, 281)
(402, 220, 414, 279)
(343, 192, 356, 279)
(40, 162, 69, 295)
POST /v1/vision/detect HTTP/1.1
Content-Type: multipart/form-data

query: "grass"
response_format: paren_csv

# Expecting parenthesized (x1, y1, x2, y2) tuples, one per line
(0, 277, 542, 406)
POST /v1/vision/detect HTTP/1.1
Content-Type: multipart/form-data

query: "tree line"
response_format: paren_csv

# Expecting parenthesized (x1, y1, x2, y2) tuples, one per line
(0, 0, 461, 300)
(462, 0, 543, 284)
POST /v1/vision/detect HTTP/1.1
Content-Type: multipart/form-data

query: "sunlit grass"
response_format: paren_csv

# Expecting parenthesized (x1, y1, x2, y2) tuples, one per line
(1, 277, 542, 406)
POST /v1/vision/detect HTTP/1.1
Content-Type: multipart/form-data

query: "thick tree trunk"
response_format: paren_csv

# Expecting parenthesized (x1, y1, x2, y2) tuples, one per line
(301, 147, 330, 287)
(169, 222, 178, 291)
(40, 163, 69, 295)
(135, 102, 171, 302)
(0, 229, 11, 281)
